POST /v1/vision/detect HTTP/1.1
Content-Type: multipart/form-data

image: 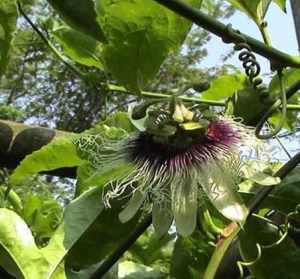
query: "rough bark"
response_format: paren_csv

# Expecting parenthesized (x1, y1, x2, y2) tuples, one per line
(291, 0, 300, 52)
(0, 120, 76, 178)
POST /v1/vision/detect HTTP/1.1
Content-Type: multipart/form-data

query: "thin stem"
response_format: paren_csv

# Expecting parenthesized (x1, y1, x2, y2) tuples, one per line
(274, 134, 292, 159)
(89, 214, 152, 279)
(154, 0, 300, 68)
(109, 84, 300, 110)
(17, 1, 86, 80)
(108, 84, 226, 106)
(259, 21, 272, 47)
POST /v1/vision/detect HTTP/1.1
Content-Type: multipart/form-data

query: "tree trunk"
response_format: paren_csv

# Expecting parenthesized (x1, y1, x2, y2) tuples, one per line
(291, 0, 300, 52)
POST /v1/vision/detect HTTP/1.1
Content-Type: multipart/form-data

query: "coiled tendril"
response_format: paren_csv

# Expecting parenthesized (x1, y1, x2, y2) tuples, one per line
(225, 24, 287, 140)
(226, 24, 268, 99)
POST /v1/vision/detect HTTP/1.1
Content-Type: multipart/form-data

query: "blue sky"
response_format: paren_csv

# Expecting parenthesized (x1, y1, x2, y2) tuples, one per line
(202, 1, 298, 73)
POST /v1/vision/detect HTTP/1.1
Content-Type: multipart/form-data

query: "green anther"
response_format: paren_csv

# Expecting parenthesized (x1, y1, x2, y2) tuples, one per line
(180, 122, 206, 131)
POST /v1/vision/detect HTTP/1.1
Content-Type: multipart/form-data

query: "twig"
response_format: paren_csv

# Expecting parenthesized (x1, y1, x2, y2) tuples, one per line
(108, 84, 300, 110)
(154, 0, 300, 68)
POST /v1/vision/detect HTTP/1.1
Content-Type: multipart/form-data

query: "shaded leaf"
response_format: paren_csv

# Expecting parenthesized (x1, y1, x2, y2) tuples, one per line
(129, 230, 175, 268)
(240, 167, 300, 214)
(47, 0, 106, 42)
(268, 68, 300, 131)
(65, 199, 140, 268)
(239, 215, 300, 279)
(229, 88, 268, 126)
(171, 230, 214, 279)
(41, 186, 104, 277)
(53, 26, 103, 69)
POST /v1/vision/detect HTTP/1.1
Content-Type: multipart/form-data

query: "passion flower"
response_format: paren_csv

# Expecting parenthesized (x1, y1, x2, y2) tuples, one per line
(75, 104, 256, 236)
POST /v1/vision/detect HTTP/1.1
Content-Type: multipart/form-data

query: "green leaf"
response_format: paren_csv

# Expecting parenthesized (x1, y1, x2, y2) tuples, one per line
(52, 26, 103, 69)
(240, 167, 300, 214)
(64, 198, 140, 269)
(273, 0, 286, 12)
(228, 88, 269, 126)
(0, 208, 49, 279)
(0, 0, 18, 77)
(95, 0, 202, 91)
(119, 261, 167, 279)
(98, 112, 137, 133)
(41, 186, 104, 277)
(202, 74, 248, 101)
(268, 68, 300, 131)
(129, 230, 175, 267)
(10, 136, 85, 185)
(22, 195, 63, 244)
(171, 230, 214, 279)
(76, 160, 134, 195)
(239, 215, 300, 279)
(64, 262, 118, 279)
(226, 0, 271, 24)
(46, 0, 106, 42)
(241, 161, 281, 186)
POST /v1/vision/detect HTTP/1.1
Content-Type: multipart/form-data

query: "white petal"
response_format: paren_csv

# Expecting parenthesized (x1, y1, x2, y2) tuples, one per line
(119, 191, 145, 223)
(221, 204, 248, 222)
(152, 201, 173, 238)
(201, 161, 248, 222)
(171, 175, 198, 236)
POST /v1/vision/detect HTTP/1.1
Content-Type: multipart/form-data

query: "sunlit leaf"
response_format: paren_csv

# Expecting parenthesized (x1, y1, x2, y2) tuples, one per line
(226, 0, 271, 24)
(10, 136, 84, 185)
(273, 0, 286, 12)
(202, 74, 248, 100)
(0, 209, 49, 279)
(22, 195, 63, 244)
(119, 261, 167, 279)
